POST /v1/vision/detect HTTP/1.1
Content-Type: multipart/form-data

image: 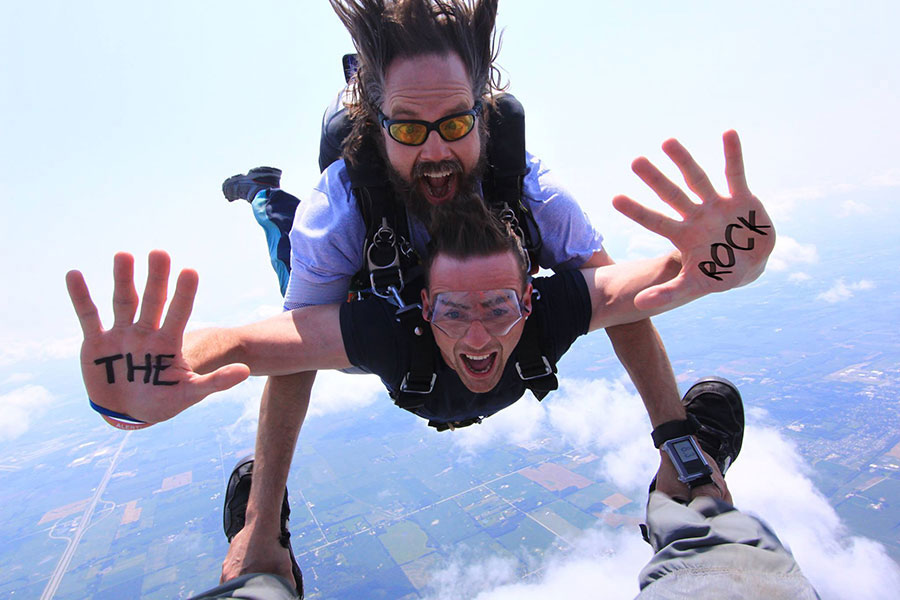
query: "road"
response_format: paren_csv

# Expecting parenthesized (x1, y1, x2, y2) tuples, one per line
(40, 433, 130, 600)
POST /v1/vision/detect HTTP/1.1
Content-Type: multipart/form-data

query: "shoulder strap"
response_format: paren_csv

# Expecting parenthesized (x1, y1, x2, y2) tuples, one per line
(514, 294, 559, 401)
(482, 93, 543, 272)
(391, 302, 436, 411)
(344, 134, 420, 301)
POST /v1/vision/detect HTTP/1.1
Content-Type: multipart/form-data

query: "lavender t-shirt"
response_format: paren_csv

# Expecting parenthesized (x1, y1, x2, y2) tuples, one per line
(283, 152, 603, 310)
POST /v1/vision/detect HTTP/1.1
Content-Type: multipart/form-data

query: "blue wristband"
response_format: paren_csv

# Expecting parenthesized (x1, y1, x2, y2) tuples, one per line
(89, 399, 149, 429)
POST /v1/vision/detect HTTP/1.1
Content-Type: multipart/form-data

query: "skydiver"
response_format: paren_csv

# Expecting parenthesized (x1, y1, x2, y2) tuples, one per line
(66, 176, 772, 431)
(211, 0, 774, 586)
(223, 0, 690, 585)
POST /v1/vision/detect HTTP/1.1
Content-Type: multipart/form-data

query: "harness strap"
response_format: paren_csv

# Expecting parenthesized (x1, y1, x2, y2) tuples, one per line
(514, 308, 558, 401)
(483, 94, 542, 269)
(345, 135, 419, 300)
(428, 417, 482, 432)
(391, 301, 435, 410)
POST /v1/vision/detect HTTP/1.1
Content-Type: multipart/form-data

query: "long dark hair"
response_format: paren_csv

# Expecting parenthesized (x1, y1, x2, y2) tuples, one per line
(329, 0, 504, 164)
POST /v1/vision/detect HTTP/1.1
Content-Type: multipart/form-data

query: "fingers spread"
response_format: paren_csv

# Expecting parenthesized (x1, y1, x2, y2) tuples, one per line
(66, 270, 104, 338)
(723, 130, 750, 197)
(137, 250, 171, 331)
(161, 268, 199, 340)
(112, 252, 139, 328)
(612, 194, 681, 241)
(661, 138, 718, 201)
(631, 156, 698, 218)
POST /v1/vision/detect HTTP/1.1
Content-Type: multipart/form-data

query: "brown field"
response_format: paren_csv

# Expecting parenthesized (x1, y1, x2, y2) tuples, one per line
(519, 462, 593, 492)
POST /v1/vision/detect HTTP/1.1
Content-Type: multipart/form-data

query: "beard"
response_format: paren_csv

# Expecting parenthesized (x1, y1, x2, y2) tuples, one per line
(385, 155, 486, 229)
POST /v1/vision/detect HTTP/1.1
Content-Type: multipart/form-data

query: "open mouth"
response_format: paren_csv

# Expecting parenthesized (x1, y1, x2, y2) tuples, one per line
(461, 352, 497, 376)
(414, 161, 462, 205)
(420, 170, 456, 204)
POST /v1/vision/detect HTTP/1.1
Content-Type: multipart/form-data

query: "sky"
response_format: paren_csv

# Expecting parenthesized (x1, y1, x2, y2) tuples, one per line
(2, 1, 900, 598)
(2, 0, 899, 344)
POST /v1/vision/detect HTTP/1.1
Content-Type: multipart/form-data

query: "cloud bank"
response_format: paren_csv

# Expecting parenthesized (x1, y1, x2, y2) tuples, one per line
(817, 279, 875, 303)
(0, 385, 55, 441)
(767, 235, 819, 274)
(425, 376, 900, 600)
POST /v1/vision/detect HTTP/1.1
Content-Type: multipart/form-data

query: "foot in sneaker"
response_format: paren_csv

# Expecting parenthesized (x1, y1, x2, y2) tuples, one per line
(223, 455, 304, 598)
(682, 376, 744, 476)
(648, 377, 744, 495)
(222, 167, 283, 203)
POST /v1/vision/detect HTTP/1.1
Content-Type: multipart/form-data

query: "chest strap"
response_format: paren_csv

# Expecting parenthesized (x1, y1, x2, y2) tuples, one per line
(514, 305, 558, 401)
(345, 136, 419, 301)
(391, 302, 435, 411)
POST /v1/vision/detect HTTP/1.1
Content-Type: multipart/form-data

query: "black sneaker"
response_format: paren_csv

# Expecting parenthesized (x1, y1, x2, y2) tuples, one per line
(222, 167, 283, 203)
(223, 455, 304, 599)
(682, 376, 744, 475)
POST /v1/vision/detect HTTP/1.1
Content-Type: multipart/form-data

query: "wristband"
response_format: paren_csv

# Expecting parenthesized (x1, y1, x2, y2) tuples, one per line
(651, 414, 700, 448)
(89, 399, 152, 431)
(687, 474, 715, 489)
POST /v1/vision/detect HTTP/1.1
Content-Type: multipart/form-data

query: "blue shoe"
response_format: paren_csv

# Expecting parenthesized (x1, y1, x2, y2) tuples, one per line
(223, 455, 304, 599)
(222, 167, 282, 203)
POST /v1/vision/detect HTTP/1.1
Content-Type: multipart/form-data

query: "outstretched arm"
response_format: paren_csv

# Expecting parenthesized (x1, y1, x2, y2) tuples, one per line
(66, 250, 350, 426)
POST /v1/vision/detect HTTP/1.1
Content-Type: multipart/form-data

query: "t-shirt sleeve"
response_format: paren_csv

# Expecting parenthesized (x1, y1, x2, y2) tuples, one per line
(521, 152, 605, 272)
(532, 270, 592, 362)
(339, 298, 405, 387)
(283, 161, 367, 310)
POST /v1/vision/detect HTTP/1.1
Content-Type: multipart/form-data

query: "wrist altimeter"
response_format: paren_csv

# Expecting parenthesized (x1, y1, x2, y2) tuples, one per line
(661, 435, 714, 489)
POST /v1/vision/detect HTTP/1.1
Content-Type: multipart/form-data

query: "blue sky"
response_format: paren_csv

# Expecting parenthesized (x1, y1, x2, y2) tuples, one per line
(2, 0, 898, 347)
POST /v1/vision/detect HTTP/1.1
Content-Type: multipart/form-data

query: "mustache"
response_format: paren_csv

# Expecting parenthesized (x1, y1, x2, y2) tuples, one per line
(412, 159, 463, 179)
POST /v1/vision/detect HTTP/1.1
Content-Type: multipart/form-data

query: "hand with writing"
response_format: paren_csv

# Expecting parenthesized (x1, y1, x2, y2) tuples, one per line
(613, 130, 775, 310)
(66, 251, 250, 428)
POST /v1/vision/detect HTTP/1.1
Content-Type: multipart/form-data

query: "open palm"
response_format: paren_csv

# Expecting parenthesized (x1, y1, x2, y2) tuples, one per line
(66, 251, 249, 428)
(613, 130, 775, 311)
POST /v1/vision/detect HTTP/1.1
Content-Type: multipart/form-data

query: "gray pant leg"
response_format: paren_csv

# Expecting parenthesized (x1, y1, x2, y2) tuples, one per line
(188, 573, 298, 600)
(636, 492, 819, 600)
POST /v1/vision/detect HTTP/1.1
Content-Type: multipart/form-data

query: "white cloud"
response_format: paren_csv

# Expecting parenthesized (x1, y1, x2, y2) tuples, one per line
(768, 235, 819, 273)
(2, 372, 34, 385)
(788, 272, 812, 283)
(306, 371, 386, 418)
(838, 199, 872, 217)
(728, 428, 900, 600)
(429, 377, 899, 600)
(221, 370, 387, 442)
(817, 279, 875, 303)
(0, 385, 55, 441)
(767, 173, 900, 222)
(865, 168, 900, 189)
(0, 336, 80, 367)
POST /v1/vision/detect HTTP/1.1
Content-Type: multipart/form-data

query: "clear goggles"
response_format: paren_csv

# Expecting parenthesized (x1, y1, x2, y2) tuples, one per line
(425, 288, 525, 338)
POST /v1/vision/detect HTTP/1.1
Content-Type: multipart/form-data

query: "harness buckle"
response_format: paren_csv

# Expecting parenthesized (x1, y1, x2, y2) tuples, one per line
(516, 355, 553, 381)
(400, 372, 436, 394)
(367, 219, 408, 299)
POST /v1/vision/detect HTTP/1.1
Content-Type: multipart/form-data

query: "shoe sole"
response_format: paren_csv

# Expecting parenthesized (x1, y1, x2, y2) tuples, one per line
(222, 167, 282, 202)
(682, 376, 744, 475)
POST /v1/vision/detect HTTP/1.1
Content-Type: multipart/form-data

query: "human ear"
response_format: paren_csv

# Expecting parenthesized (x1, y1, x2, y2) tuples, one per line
(521, 283, 533, 316)
(421, 289, 431, 320)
